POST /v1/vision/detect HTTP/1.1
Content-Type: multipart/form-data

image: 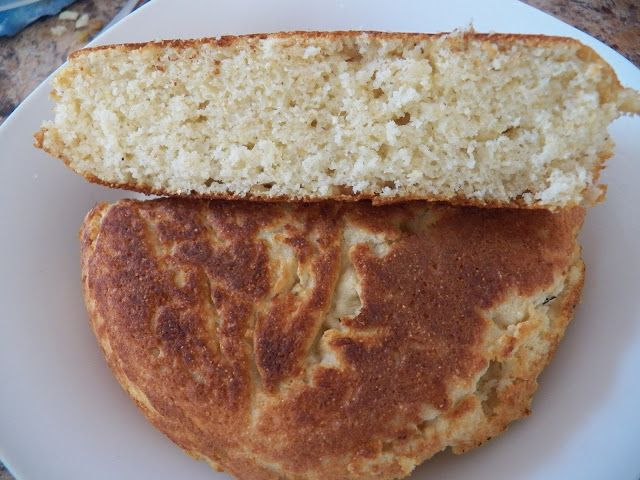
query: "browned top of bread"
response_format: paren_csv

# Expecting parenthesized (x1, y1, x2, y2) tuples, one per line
(81, 199, 585, 479)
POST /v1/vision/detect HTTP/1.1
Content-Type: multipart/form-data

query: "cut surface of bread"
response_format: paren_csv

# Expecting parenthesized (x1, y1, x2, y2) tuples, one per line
(81, 199, 585, 480)
(37, 31, 639, 208)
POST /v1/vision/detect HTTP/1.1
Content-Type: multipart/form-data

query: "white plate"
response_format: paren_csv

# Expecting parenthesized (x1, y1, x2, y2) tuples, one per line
(1, 1, 639, 479)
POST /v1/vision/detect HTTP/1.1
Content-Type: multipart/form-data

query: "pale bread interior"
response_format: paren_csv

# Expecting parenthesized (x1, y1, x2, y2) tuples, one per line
(38, 32, 640, 207)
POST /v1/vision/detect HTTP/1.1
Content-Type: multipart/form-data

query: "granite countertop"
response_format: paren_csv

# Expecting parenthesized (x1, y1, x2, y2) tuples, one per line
(0, 1, 638, 478)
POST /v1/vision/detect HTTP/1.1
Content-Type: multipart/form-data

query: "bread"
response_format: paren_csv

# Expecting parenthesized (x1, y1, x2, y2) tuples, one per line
(36, 31, 639, 208)
(80, 198, 585, 479)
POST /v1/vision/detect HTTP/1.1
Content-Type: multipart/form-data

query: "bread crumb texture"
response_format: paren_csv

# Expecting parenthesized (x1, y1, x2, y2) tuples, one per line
(39, 32, 639, 207)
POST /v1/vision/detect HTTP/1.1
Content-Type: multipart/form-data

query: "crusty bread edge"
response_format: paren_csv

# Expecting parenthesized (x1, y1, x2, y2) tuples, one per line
(450, 257, 585, 455)
(79, 199, 586, 479)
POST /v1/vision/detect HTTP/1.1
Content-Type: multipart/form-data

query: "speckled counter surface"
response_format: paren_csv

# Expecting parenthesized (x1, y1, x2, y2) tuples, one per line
(0, 1, 638, 479)
(0, 0, 137, 124)
(525, 0, 639, 67)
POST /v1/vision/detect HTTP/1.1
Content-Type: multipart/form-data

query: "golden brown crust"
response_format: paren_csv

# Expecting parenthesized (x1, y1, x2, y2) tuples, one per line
(81, 199, 585, 479)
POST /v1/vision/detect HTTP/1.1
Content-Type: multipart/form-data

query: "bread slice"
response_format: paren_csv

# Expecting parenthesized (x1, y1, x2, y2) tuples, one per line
(37, 31, 639, 208)
(81, 198, 584, 479)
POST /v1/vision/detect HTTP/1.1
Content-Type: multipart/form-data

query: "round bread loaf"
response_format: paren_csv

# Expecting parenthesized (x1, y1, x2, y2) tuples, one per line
(80, 199, 584, 480)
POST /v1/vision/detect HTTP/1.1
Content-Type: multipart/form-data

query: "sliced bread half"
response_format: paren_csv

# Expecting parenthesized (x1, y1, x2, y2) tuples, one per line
(36, 31, 640, 208)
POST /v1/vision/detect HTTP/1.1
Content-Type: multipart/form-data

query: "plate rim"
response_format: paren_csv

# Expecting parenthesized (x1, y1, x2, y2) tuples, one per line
(1, 0, 639, 479)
